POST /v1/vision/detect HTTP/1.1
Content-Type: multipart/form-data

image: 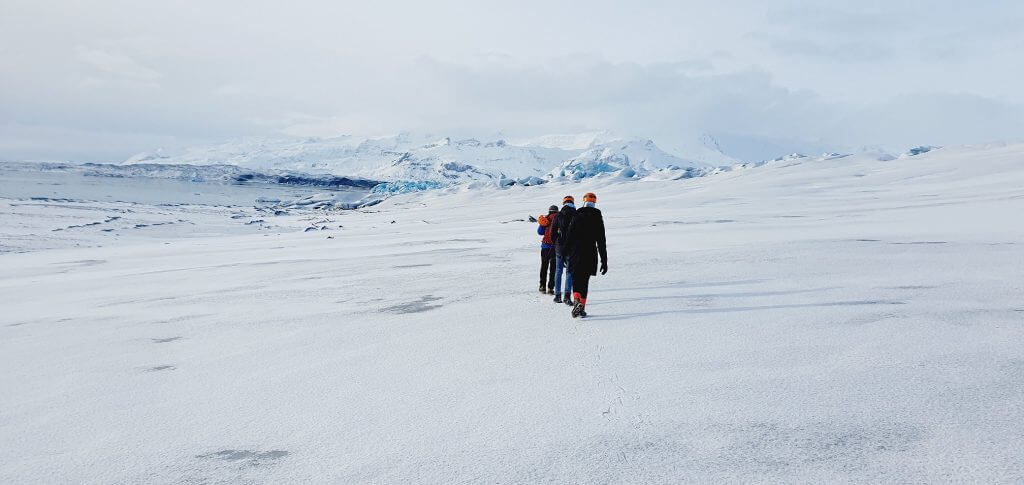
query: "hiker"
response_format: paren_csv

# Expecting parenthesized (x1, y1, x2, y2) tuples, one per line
(536, 205, 558, 293)
(549, 195, 576, 304)
(562, 192, 607, 318)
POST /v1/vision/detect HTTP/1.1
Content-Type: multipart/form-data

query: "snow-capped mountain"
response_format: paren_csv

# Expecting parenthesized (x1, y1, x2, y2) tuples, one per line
(549, 138, 716, 180)
(115, 132, 943, 198)
(126, 134, 578, 186)
(509, 131, 618, 151)
(657, 134, 741, 167)
(124, 132, 731, 188)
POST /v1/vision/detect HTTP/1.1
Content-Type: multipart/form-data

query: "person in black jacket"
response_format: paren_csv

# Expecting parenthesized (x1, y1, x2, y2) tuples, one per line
(562, 192, 607, 318)
(548, 195, 577, 304)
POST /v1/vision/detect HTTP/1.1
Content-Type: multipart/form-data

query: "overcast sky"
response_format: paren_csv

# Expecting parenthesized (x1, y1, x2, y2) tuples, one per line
(2, 0, 1023, 161)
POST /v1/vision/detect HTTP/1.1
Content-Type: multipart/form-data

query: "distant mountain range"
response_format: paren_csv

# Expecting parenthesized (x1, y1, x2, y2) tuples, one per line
(123, 133, 729, 187)
(117, 132, 928, 193)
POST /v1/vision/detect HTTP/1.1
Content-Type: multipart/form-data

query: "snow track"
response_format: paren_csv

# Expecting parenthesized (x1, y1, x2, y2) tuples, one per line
(2, 144, 1024, 483)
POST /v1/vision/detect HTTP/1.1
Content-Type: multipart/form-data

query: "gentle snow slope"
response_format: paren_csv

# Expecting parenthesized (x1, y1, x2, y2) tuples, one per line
(2, 144, 1024, 483)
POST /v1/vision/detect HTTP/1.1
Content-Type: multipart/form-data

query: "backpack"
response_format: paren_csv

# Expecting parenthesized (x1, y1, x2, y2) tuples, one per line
(538, 214, 555, 245)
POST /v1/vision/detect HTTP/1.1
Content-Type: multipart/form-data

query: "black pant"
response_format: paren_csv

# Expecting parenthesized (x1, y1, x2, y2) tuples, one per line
(540, 248, 555, 289)
(572, 271, 591, 301)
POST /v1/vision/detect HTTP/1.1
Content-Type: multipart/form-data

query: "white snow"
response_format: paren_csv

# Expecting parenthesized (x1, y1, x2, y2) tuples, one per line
(2, 143, 1024, 482)
(510, 131, 616, 150)
(126, 133, 582, 185)
(549, 138, 716, 181)
(122, 132, 735, 188)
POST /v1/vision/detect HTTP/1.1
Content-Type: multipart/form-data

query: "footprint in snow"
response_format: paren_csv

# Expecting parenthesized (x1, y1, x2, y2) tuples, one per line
(382, 296, 442, 314)
(195, 449, 289, 467)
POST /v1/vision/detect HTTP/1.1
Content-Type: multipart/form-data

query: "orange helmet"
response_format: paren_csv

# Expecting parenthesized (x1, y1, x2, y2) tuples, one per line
(582, 192, 597, 203)
(563, 195, 575, 204)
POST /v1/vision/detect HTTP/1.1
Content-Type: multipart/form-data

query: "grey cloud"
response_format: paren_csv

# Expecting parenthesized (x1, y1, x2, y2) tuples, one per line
(761, 36, 894, 63)
(831, 93, 1024, 149)
(1, 0, 1022, 162)
(764, 4, 905, 34)
(74, 46, 162, 86)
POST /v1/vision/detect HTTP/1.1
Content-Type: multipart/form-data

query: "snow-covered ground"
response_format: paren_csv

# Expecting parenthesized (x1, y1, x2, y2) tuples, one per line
(2, 144, 1023, 483)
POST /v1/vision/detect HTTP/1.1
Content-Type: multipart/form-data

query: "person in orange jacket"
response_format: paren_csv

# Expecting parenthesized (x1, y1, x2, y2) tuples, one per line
(535, 205, 559, 293)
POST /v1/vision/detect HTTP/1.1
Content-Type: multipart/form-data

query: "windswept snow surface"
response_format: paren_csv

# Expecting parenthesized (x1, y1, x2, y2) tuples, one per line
(3, 144, 1024, 483)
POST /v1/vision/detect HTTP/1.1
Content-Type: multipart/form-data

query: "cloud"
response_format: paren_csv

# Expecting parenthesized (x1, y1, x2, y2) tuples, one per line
(75, 46, 162, 86)
(259, 57, 866, 162)
(1, 0, 1022, 162)
(759, 36, 894, 63)
(831, 93, 1024, 148)
(763, 4, 904, 35)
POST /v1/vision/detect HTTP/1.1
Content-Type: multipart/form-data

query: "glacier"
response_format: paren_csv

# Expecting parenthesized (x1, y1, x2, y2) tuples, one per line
(122, 133, 727, 189)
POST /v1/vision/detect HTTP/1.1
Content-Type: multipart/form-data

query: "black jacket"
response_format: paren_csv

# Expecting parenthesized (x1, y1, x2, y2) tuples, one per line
(549, 205, 576, 255)
(563, 206, 607, 276)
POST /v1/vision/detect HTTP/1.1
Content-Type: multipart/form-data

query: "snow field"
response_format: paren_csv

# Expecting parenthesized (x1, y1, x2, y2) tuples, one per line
(1, 144, 1023, 483)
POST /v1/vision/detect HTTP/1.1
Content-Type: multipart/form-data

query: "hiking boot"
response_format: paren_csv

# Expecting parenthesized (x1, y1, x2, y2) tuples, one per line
(553, 293, 562, 303)
(572, 301, 584, 318)
(564, 293, 573, 306)
(547, 287, 555, 295)
(539, 284, 547, 293)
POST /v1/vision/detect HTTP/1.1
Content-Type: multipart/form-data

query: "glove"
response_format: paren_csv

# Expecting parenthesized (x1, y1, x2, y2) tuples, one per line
(600, 261, 608, 275)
